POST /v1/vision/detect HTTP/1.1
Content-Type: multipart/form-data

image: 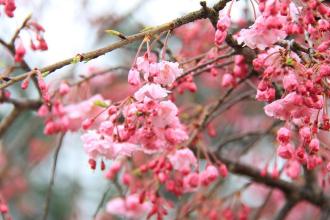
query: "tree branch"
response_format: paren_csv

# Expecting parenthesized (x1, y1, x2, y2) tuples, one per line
(273, 199, 297, 220)
(0, 108, 21, 137)
(0, 0, 232, 90)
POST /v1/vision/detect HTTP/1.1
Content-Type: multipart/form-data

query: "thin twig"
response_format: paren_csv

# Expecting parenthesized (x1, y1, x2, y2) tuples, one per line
(42, 133, 65, 220)
(10, 13, 32, 45)
(93, 185, 112, 219)
(177, 52, 235, 80)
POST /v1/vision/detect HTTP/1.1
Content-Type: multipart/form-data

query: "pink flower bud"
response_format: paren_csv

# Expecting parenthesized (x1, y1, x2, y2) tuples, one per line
(277, 127, 291, 144)
(299, 127, 312, 143)
(37, 104, 49, 117)
(128, 68, 140, 86)
(309, 138, 320, 154)
(277, 143, 293, 159)
(21, 77, 30, 90)
(0, 204, 8, 214)
(219, 164, 228, 177)
(82, 118, 94, 130)
(222, 73, 235, 87)
(14, 42, 26, 63)
(188, 173, 199, 188)
(88, 158, 96, 170)
(59, 82, 70, 96)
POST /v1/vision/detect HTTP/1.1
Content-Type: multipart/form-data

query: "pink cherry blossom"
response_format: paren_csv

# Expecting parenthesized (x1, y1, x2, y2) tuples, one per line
(134, 83, 169, 102)
(128, 68, 141, 86)
(81, 130, 139, 159)
(277, 143, 294, 159)
(215, 12, 230, 46)
(154, 61, 183, 85)
(106, 194, 151, 219)
(167, 148, 197, 173)
(236, 15, 287, 50)
(264, 92, 313, 121)
(283, 71, 298, 92)
(277, 127, 291, 144)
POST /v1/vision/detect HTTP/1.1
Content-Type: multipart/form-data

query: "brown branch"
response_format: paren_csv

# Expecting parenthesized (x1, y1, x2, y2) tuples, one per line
(42, 133, 65, 220)
(0, 98, 41, 137)
(10, 13, 32, 46)
(0, 0, 232, 90)
(0, 108, 21, 137)
(68, 66, 129, 87)
(273, 199, 297, 220)
(177, 51, 235, 81)
(193, 60, 234, 77)
(254, 189, 274, 220)
(186, 72, 254, 147)
(320, 204, 330, 220)
(200, 1, 219, 28)
(3, 98, 42, 109)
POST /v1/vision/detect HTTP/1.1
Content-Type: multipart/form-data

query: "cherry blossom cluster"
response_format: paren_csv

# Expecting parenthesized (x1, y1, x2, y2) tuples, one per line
(38, 94, 108, 135)
(21, 69, 50, 103)
(68, 49, 231, 218)
(224, 0, 330, 180)
(15, 21, 48, 63)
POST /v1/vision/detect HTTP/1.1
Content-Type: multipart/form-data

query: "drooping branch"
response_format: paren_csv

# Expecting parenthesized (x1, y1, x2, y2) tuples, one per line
(42, 133, 65, 220)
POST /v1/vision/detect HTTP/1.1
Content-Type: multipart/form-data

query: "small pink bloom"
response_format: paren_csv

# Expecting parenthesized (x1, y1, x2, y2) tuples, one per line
(136, 56, 149, 73)
(236, 15, 287, 50)
(256, 87, 275, 102)
(105, 161, 121, 180)
(128, 68, 141, 86)
(285, 160, 300, 179)
(204, 165, 219, 182)
(154, 61, 183, 85)
(283, 72, 298, 91)
(134, 83, 169, 102)
(219, 164, 228, 177)
(277, 127, 291, 144)
(106, 194, 151, 219)
(295, 148, 307, 164)
(215, 30, 227, 46)
(307, 155, 322, 169)
(215, 12, 230, 46)
(299, 126, 312, 143)
(222, 73, 235, 87)
(167, 148, 197, 173)
(59, 82, 70, 96)
(14, 42, 26, 62)
(277, 143, 294, 159)
(309, 138, 320, 153)
(82, 118, 94, 130)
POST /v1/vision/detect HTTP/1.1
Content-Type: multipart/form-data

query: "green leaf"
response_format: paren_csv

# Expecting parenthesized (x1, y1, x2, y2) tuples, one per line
(71, 55, 82, 64)
(94, 100, 109, 108)
(42, 71, 50, 77)
(140, 26, 153, 33)
(285, 57, 294, 66)
(105, 29, 127, 40)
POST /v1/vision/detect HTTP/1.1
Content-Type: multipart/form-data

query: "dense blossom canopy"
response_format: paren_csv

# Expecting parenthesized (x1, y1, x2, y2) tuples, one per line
(0, 0, 330, 219)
